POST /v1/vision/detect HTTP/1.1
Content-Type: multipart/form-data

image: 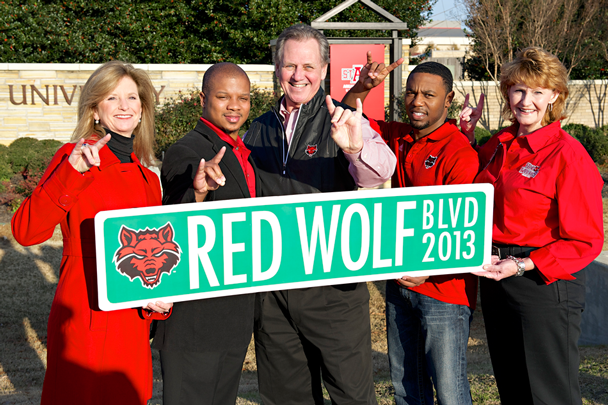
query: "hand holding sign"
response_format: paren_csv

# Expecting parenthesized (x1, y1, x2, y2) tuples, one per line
(459, 93, 485, 143)
(359, 51, 404, 90)
(193, 146, 227, 202)
(473, 254, 532, 281)
(144, 300, 173, 314)
(396, 275, 429, 288)
(327, 96, 364, 155)
(69, 134, 112, 173)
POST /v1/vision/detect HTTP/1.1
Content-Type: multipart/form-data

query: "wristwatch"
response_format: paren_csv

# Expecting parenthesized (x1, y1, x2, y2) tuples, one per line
(507, 255, 526, 277)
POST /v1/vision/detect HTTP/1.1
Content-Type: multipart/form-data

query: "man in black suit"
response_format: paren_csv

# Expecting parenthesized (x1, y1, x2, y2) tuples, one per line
(153, 62, 259, 405)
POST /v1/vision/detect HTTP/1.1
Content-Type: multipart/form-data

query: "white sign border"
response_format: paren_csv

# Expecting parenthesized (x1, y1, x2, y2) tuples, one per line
(95, 184, 494, 311)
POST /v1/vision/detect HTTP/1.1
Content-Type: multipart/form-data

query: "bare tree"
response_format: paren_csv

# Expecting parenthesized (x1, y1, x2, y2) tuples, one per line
(463, 0, 520, 82)
(463, 0, 606, 81)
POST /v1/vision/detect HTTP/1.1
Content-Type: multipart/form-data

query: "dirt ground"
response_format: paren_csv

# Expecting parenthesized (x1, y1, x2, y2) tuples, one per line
(0, 209, 606, 404)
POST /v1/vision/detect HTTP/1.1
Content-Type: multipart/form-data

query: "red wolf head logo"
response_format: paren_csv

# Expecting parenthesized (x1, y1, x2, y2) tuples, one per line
(113, 222, 181, 289)
(305, 144, 318, 157)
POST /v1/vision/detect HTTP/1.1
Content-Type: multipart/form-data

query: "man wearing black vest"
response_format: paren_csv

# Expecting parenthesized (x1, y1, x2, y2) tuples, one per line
(153, 63, 259, 405)
(244, 24, 396, 405)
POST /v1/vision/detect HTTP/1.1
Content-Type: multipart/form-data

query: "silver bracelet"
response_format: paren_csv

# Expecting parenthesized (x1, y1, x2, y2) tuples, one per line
(506, 255, 525, 277)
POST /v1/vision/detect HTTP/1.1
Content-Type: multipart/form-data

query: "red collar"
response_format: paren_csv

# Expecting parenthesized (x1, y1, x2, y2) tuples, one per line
(200, 117, 243, 147)
(200, 118, 250, 160)
(497, 121, 563, 153)
(402, 119, 460, 144)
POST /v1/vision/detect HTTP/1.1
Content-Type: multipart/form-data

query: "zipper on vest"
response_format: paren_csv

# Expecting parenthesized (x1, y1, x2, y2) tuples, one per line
(273, 109, 298, 176)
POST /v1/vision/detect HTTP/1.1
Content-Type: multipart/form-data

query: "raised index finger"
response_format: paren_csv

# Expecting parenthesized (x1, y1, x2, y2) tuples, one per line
(366, 50, 373, 65)
(385, 57, 404, 74)
(209, 146, 226, 164)
(355, 98, 363, 119)
(325, 95, 336, 115)
(462, 94, 470, 111)
(95, 133, 112, 149)
(477, 93, 485, 111)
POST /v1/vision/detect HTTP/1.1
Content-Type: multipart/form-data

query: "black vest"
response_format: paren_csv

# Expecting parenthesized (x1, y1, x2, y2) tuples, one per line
(245, 88, 357, 196)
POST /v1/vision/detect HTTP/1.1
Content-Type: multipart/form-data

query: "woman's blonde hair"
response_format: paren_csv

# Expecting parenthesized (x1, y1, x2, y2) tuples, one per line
(500, 47, 569, 126)
(71, 61, 156, 166)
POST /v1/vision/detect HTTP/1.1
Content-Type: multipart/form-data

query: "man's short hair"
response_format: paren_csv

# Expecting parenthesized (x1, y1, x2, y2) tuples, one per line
(409, 62, 453, 93)
(274, 24, 330, 68)
(202, 62, 249, 95)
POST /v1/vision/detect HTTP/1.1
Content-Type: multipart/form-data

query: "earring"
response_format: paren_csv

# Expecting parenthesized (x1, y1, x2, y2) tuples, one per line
(139, 118, 141, 123)
(94, 119, 99, 125)
(549, 103, 553, 112)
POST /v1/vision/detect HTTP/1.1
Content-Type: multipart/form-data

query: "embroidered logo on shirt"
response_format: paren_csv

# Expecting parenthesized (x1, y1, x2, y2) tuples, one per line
(305, 144, 318, 157)
(113, 222, 182, 289)
(519, 162, 540, 178)
(424, 155, 438, 169)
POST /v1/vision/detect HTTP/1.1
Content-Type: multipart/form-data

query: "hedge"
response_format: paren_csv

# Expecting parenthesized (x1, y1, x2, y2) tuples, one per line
(0, 137, 62, 211)
(2, 119, 607, 212)
(0, 0, 430, 65)
(154, 85, 277, 158)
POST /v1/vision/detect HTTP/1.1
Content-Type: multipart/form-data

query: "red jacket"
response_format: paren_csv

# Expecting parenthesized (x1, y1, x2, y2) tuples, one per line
(475, 121, 604, 284)
(371, 119, 479, 307)
(12, 142, 163, 405)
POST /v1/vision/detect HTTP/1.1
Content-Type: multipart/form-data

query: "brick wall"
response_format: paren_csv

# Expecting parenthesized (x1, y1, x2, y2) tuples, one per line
(0, 64, 275, 145)
(451, 80, 608, 131)
(1, 63, 607, 145)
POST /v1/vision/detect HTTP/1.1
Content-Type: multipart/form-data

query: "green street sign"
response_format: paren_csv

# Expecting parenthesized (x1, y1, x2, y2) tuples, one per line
(95, 184, 494, 311)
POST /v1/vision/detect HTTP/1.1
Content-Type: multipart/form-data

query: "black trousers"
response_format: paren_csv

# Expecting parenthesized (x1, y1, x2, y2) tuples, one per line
(159, 345, 248, 405)
(480, 269, 585, 405)
(254, 283, 377, 405)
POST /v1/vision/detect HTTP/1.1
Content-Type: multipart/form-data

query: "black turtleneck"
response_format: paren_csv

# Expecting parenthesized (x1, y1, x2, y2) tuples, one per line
(104, 128, 134, 163)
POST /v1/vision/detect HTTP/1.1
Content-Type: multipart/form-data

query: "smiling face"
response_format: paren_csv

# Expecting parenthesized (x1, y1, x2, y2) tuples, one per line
(200, 73, 251, 140)
(277, 38, 328, 112)
(508, 83, 559, 136)
(94, 76, 142, 138)
(405, 72, 454, 139)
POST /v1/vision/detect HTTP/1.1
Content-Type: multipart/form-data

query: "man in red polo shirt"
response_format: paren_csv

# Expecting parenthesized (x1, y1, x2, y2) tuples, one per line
(343, 58, 483, 405)
(153, 62, 258, 405)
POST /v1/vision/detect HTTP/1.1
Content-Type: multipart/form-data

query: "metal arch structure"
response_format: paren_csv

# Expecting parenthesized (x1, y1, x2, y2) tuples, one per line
(311, 0, 408, 122)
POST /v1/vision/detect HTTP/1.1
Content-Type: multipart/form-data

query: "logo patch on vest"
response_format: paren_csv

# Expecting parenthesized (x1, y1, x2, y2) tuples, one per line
(519, 162, 540, 178)
(113, 222, 182, 289)
(305, 144, 318, 157)
(424, 155, 438, 169)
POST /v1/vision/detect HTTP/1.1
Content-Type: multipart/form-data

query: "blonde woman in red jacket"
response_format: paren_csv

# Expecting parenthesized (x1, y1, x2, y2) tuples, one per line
(12, 61, 171, 405)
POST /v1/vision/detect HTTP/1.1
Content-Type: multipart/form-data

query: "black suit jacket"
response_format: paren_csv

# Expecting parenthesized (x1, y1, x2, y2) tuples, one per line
(153, 120, 259, 352)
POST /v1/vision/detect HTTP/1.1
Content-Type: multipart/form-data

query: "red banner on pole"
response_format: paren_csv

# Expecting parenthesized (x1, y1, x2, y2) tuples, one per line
(330, 44, 385, 122)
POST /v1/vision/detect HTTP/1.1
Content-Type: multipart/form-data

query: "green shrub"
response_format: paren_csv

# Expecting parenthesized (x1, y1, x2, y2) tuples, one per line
(154, 86, 277, 158)
(474, 127, 492, 146)
(5, 137, 62, 174)
(154, 90, 201, 159)
(7, 137, 39, 173)
(490, 126, 510, 135)
(0, 137, 62, 211)
(248, 87, 279, 134)
(0, 1, 430, 65)
(0, 145, 12, 182)
(563, 123, 608, 163)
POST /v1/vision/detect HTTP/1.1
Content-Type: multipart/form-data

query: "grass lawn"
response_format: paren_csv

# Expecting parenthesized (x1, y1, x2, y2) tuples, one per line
(0, 212, 607, 404)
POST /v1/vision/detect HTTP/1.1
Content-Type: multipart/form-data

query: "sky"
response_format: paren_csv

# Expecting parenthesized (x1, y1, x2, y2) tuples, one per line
(430, 0, 467, 28)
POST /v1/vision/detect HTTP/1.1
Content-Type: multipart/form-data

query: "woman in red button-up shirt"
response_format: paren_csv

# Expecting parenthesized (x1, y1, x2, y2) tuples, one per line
(471, 48, 604, 405)
(11, 61, 171, 405)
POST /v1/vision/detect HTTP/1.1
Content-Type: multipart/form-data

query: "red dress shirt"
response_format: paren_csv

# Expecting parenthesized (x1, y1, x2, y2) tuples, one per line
(475, 121, 604, 284)
(371, 119, 480, 307)
(201, 117, 256, 198)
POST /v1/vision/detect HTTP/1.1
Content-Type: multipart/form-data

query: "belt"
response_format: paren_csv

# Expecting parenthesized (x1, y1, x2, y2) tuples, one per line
(491, 244, 538, 259)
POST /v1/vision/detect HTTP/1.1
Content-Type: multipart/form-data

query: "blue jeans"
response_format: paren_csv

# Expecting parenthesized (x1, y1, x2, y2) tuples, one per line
(385, 281, 473, 405)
